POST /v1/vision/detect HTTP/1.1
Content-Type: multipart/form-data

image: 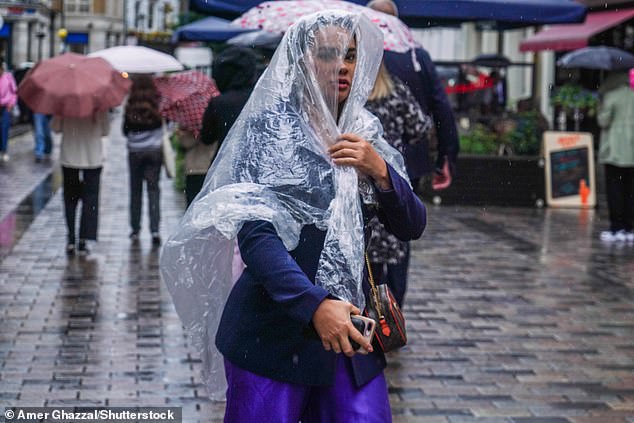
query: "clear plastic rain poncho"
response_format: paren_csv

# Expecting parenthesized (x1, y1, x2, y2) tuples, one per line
(159, 10, 409, 399)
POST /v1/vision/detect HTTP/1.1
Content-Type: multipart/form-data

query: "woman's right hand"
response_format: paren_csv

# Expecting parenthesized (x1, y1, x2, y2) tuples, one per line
(329, 133, 392, 190)
(312, 299, 373, 356)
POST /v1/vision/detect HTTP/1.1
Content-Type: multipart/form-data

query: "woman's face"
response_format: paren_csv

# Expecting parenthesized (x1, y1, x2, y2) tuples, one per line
(311, 27, 357, 110)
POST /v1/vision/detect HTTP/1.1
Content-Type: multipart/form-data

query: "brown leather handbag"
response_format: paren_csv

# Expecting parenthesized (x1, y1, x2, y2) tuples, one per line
(364, 254, 407, 352)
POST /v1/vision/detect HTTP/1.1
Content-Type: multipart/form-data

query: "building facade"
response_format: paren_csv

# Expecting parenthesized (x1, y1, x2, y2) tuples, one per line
(0, 1, 54, 68)
(0, 0, 182, 70)
(61, 0, 124, 54)
(124, 0, 178, 43)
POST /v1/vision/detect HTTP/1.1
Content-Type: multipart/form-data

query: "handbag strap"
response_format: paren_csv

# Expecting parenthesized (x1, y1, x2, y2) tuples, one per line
(364, 253, 384, 319)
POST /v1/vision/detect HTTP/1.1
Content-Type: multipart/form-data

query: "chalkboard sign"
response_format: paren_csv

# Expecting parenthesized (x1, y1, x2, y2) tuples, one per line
(550, 147, 589, 198)
(543, 131, 595, 208)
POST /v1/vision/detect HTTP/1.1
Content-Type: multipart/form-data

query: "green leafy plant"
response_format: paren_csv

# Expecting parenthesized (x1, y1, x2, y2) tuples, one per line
(171, 132, 186, 192)
(504, 111, 546, 156)
(550, 84, 598, 117)
(459, 124, 501, 155)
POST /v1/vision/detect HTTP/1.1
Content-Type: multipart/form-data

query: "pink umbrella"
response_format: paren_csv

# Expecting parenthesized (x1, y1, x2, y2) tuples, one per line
(233, 0, 419, 53)
(154, 70, 220, 138)
(17, 52, 131, 118)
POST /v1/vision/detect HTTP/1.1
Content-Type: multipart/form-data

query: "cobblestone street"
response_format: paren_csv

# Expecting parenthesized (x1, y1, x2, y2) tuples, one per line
(1, 110, 634, 422)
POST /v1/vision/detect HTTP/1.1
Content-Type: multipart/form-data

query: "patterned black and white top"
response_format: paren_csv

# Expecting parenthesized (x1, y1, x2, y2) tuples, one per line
(365, 76, 431, 264)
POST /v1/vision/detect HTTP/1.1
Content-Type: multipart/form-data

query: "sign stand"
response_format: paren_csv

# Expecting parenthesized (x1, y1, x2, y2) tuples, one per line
(543, 131, 596, 208)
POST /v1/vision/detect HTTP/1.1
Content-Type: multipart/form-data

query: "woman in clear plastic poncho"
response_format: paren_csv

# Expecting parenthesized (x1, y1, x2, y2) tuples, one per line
(159, 10, 426, 421)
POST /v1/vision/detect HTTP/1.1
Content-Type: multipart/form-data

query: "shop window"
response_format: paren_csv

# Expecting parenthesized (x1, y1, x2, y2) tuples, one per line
(93, 0, 106, 14)
(148, 0, 157, 30)
(134, 1, 141, 28)
(625, 25, 634, 50)
(65, 0, 90, 13)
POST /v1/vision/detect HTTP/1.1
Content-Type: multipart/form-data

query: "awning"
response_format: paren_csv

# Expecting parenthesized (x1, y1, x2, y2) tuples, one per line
(520, 8, 634, 52)
(66, 32, 89, 45)
(172, 15, 255, 43)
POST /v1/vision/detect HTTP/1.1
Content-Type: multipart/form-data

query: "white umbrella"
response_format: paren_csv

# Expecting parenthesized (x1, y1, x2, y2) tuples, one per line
(89, 45, 184, 73)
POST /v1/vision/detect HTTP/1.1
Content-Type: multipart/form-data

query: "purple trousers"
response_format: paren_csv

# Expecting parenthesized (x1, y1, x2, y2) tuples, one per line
(223, 356, 392, 422)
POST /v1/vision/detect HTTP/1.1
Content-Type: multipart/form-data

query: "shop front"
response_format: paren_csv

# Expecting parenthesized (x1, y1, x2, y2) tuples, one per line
(518, 8, 634, 208)
(0, 22, 11, 67)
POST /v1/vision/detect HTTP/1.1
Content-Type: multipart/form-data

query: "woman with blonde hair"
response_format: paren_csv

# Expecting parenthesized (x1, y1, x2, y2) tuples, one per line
(365, 61, 432, 306)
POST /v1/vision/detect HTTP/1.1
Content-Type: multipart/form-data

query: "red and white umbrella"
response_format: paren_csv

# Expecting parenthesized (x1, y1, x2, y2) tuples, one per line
(233, 0, 419, 53)
(17, 52, 131, 118)
(153, 70, 220, 138)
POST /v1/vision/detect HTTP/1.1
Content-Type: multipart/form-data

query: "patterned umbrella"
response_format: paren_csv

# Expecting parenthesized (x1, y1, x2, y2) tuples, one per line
(233, 0, 419, 53)
(17, 52, 131, 118)
(153, 70, 220, 138)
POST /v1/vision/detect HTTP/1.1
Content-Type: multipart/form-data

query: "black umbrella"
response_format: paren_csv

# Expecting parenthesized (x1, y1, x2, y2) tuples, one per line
(557, 46, 634, 70)
(471, 53, 512, 67)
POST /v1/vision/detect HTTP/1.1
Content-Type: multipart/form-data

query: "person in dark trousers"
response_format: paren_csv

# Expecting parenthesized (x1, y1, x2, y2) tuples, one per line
(199, 46, 257, 164)
(51, 112, 110, 256)
(123, 75, 163, 246)
(367, 0, 459, 191)
(597, 72, 634, 243)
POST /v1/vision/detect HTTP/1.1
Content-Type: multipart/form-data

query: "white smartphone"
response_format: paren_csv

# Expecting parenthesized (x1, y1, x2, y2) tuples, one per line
(350, 315, 376, 354)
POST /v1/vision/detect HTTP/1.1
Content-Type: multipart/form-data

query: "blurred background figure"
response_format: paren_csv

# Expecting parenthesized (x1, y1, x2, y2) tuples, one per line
(123, 75, 164, 246)
(481, 70, 507, 115)
(367, 0, 459, 192)
(153, 70, 220, 208)
(177, 128, 217, 207)
(366, 62, 432, 306)
(0, 59, 17, 162)
(597, 71, 634, 243)
(200, 46, 257, 159)
(13, 62, 34, 125)
(33, 113, 53, 163)
(52, 111, 110, 256)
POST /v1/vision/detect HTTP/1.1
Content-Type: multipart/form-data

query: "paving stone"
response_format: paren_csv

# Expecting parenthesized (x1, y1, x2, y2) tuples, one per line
(2, 111, 634, 421)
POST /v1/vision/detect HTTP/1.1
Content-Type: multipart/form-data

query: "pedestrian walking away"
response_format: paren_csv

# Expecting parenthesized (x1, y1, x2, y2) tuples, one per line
(33, 113, 53, 162)
(123, 75, 164, 246)
(367, 0, 459, 191)
(52, 111, 110, 256)
(365, 62, 432, 306)
(597, 71, 634, 243)
(160, 10, 426, 422)
(0, 59, 17, 162)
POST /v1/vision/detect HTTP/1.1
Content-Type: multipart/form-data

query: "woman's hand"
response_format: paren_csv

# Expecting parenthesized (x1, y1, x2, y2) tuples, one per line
(329, 133, 392, 190)
(312, 299, 373, 357)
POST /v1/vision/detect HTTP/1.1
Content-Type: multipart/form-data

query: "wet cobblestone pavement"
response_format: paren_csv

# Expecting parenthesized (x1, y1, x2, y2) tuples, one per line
(1, 111, 634, 422)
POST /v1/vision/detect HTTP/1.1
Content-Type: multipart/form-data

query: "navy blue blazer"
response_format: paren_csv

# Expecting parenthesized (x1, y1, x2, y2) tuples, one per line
(384, 48, 459, 178)
(215, 164, 426, 387)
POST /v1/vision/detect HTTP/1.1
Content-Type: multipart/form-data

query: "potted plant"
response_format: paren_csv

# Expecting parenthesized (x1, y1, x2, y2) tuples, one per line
(420, 110, 546, 207)
(550, 84, 598, 131)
